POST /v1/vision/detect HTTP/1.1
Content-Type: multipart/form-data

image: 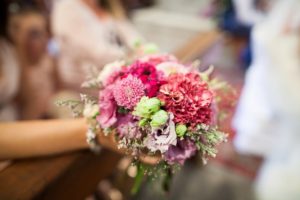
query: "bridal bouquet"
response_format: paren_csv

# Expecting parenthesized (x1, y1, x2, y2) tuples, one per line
(59, 48, 230, 193)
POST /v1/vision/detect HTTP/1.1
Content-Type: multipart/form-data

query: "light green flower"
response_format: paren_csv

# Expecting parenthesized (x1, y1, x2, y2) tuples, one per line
(138, 118, 148, 127)
(133, 97, 161, 118)
(176, 124, 187, 137)
(150, 110, 168, 127)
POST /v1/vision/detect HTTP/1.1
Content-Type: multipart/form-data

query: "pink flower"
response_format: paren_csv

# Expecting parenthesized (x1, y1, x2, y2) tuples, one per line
(156, 61, 192, 76)
(113, 75, 145, 109)
(158, 73, 213, 127)
(97, 60, 125, 86)
(138, 53, 178, 66)
(97, 85, 117, 128)
(116, 114, 141, 139)
(123, 61, 165, 97)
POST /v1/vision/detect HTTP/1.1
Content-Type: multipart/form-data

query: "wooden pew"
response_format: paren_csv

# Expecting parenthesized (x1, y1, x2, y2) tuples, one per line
(0, 30, 221, 200)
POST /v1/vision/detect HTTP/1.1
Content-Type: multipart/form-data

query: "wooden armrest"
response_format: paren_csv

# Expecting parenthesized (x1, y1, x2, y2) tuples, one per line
(0, 150, 122, 200)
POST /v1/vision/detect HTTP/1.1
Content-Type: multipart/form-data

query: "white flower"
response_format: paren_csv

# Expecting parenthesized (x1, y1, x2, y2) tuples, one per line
(83, 103, 99, 119)
(97, 60, 125, 86)
(144, 113, 177, 153)
(156, 61, 191, 76)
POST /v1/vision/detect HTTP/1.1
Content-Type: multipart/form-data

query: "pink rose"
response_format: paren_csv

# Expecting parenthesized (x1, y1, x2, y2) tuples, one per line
(97, 85, 117, 128)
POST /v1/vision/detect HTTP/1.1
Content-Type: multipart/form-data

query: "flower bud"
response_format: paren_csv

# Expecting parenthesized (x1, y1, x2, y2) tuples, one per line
(176, 124, 187, 137)
(150, 110, 168, 127)
(133, 97, 161, 118)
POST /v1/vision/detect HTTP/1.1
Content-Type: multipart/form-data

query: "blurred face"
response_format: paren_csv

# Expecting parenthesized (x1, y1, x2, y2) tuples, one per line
(8, 12, 48, 64)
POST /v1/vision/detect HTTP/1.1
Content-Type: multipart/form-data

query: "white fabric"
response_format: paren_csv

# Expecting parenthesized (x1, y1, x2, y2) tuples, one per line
(233, 0, 300, 199)
(233, 0, 266, 26)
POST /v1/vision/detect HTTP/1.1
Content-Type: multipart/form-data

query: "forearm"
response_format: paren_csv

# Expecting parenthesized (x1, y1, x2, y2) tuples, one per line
(0, 119, 88, 160)
(0, 119, 160, 165)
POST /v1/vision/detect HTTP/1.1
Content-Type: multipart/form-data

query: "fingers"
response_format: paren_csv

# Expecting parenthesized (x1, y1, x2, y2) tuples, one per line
(139, 154, 161, 165)
(98, 131, 126, 154)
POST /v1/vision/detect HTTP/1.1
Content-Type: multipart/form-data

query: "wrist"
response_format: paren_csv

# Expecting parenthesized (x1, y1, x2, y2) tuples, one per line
(73, 118, 90, 149)
(86, 127, 101, 153)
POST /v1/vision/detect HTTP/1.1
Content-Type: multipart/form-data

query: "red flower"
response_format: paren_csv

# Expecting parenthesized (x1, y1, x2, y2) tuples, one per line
(158, 73, 213, 127)
(123, 61, 165, 97)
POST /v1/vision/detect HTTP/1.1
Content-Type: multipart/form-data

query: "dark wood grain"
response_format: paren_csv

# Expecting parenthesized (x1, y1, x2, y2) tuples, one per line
(34, 150, 122, 200)
(0, 150, 122, 200)
(0, 152, 80, 200)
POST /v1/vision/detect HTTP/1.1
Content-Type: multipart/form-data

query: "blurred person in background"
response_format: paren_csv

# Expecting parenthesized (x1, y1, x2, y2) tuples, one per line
(233, 0, 300, 199)
(217, 0, 270, 68)
(51, 0, 143, 91)
(0, 0, 20, 121)
(8, 1, 58, 120)
(233, 0, 269, 27)
(233, 0, 270, 68)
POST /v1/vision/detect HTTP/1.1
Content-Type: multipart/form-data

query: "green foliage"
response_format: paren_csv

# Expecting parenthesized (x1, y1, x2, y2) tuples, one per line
(186, 124, 227, 162)
(55, 99, 83, 117)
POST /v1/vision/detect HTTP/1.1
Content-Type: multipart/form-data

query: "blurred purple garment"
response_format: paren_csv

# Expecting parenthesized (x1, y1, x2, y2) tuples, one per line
(164, 139, 197, 165)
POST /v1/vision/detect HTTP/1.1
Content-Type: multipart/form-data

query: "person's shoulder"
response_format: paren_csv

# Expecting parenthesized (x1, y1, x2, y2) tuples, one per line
(52, 0, 85, 31)
(54, 0, 83, 13)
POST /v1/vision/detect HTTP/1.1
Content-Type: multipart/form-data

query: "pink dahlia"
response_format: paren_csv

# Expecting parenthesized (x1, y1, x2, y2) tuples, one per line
(158, 73, 213, 127)
(97, 85, 117, 128)
(123, 61, 165, 97)
(113, 75, 145, 109)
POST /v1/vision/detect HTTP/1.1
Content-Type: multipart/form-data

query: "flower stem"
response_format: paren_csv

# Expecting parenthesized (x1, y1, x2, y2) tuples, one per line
(163, 167, 172, 192)
(131, 162, 145, 195)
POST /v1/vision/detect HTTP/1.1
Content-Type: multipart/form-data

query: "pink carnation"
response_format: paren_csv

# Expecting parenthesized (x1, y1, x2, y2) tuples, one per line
(113, 75, 145, 109)
(158, 73, 213, 127)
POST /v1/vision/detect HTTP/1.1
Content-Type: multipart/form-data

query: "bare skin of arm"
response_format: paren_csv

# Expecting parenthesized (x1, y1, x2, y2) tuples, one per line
(0, 119, 88, 160)
(0, 118, 159, 164)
